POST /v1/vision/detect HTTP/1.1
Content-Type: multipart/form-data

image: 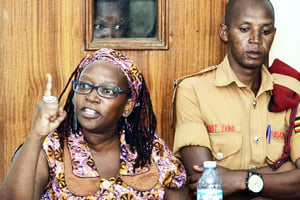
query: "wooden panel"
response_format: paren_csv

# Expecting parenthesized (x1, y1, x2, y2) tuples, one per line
(0, 0, 227, 184)
(0, 0, 85, 183)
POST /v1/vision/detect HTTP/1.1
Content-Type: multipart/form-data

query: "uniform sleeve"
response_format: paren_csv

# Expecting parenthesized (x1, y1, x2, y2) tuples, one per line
(290, 105, 300, 163)
(152, 135, 186, 189)
(173, 78, 211, 156)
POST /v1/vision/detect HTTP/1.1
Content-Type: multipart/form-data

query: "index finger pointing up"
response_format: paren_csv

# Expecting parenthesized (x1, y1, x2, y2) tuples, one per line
(44, 73, 53, 96)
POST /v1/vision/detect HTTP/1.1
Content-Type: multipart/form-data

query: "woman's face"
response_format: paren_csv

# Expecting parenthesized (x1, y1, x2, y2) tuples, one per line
(94, 2, 128, 38)
(73, 60, 133, 134)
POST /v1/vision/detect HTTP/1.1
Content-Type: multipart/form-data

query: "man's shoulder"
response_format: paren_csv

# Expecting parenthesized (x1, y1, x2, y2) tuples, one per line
(174, 65, 217, 88)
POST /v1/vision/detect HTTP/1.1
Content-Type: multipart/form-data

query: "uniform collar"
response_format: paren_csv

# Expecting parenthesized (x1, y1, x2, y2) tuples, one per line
(215, 55, 273, 93)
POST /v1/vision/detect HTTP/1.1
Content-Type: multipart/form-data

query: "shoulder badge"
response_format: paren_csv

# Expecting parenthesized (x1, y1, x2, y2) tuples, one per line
(173, 65, 217, 90)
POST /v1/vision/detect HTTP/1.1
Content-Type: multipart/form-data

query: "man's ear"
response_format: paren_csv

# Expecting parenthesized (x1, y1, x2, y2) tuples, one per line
(219, 23, 229, 43)
(122, 98, 136, 117)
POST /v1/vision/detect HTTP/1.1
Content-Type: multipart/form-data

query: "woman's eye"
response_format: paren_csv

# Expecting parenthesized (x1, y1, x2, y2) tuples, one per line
(94, 24, 105, 30)
(78, 82, 90, 89)
(103, 87, 116, 95)
(115, 24, 121, 30)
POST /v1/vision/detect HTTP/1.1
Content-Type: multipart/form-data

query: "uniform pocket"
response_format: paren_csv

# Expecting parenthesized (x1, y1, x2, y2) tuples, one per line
(265, 139, 284, 163)
(209, 132, 242, 161)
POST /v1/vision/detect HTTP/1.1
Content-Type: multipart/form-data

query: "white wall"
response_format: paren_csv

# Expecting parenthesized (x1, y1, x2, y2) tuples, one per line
(269, 0, 300, 71)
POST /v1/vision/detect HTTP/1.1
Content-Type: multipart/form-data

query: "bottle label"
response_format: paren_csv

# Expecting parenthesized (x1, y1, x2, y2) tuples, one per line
(197, 189, 223, 200)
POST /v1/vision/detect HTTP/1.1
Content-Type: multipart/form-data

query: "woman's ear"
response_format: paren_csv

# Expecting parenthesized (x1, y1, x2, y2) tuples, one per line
(72, 95, 75, 105)
(122, 98, 136, 117)
(219, 23, 229, 43)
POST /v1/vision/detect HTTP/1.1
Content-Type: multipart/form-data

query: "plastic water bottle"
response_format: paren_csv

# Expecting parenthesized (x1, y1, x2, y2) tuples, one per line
(197, 161, 223, 200)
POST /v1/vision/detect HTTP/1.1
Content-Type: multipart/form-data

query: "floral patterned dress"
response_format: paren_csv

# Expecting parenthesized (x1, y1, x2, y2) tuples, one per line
(41, 130, 186, 199)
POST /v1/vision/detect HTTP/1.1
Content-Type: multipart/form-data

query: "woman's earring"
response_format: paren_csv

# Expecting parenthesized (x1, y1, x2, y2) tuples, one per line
(73, 113, 78, 132)
(124, 117, 132, 133)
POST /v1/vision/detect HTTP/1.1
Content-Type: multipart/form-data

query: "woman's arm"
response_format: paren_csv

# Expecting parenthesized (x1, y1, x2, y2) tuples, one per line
(0, 136, 49, 200)
(0, 74, 66, 200)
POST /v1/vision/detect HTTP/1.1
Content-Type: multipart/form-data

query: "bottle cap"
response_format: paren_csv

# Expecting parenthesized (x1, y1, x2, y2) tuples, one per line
(203, 161, 216, 168)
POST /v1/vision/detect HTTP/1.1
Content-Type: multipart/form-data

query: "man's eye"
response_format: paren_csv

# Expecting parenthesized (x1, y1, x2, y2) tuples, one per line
(240, 27, 249, 33)
(262, 29, 271, 35)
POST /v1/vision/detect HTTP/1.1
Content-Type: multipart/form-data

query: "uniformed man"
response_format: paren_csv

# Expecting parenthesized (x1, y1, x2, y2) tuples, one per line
(172, 0, 300, 199)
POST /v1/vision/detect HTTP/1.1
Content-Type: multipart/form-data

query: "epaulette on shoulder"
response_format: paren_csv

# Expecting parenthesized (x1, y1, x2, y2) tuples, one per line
(173, 65, 217, 90)
(171, 65, 217, 128)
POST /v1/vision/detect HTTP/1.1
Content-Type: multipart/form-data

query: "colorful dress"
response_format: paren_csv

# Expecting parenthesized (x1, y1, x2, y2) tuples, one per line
(41, 130, 186, 199)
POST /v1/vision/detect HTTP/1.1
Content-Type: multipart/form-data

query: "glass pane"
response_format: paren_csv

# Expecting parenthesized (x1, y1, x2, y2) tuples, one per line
(93, 0, 157, 39)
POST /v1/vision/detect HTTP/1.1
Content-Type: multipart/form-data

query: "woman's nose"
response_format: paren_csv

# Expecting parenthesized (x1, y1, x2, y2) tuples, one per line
(101, 28, 113, 38)
(85, 88, 101, 103)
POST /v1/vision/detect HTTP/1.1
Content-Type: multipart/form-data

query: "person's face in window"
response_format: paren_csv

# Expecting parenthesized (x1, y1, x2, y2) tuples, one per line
(94, 2, 128, 38)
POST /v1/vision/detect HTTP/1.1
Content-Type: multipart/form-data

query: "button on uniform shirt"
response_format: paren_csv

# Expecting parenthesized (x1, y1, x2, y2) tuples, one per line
(173, 56, 300, 170)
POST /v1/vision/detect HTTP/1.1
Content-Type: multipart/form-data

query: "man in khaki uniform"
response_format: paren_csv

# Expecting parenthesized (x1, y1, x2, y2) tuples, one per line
(173, 0, 300, 199)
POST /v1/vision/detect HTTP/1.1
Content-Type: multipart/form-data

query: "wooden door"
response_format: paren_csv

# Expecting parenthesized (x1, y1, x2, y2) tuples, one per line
(0, 0, 227, 183)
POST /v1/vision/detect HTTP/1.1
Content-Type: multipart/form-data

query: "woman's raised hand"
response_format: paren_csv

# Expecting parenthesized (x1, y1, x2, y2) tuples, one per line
(29, 74, 67, 139)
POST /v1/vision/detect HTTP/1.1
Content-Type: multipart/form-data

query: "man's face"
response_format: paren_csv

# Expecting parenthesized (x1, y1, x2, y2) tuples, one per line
(225, 0, 276, 70)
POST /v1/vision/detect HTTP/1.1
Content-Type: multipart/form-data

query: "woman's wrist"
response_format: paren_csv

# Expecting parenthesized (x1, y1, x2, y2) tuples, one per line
(26, 130, 47, 144)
